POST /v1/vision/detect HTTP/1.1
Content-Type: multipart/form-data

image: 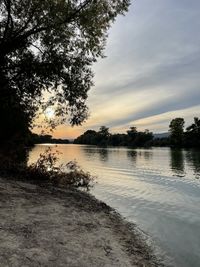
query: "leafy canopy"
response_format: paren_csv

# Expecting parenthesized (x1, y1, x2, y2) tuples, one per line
(0, 0, 130, 132)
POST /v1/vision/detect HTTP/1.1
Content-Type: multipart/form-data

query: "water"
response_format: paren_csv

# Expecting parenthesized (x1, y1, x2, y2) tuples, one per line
(29, 145, 200, 267)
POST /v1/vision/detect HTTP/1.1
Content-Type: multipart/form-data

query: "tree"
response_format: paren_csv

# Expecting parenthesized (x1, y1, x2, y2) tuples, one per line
(127, 127, 153, 147)
(109, 133, 127, 146)
(133, 129, 153, 147)
(98, 126, 110, 137)
(185, 117, 200, 147)
(0, 0, 130, 142)
(127, 126, 137, 145)
(186, 117, 200, 135)
(169, 118, 185, 147)
(0, 92, 31, 143)
(97, 126, 110, 145)
(127, 126, 137, 137)
(74, 126, 153, 147)
(74, 129, 98, 145)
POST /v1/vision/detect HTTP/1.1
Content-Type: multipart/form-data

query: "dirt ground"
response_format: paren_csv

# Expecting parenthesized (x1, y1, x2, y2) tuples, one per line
(0, 177, 160, 267)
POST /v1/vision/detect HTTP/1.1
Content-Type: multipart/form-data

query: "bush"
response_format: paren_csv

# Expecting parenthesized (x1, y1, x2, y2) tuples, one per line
(0, 148, 94, 190)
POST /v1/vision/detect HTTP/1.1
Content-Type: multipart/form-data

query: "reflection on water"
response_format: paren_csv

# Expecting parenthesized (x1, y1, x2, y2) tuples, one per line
(186, 150, 200, 179)
(127, 150, 137, 163)
(169, 149, 200, 179)
(83, 147, 109, 162)
(127, 150, 154, 167)
(98, 148, 109, 162)
(170, 149, 185, 177)
(29, 145, 200, 267)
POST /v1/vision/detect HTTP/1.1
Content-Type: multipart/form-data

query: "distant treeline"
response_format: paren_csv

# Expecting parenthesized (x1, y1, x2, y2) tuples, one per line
(74, 126, 153, 147)
(74, 117, 200, 148)
(167, 117, 200, 148)
(151, 117, 200, 148)
(31, 133, 69, 144)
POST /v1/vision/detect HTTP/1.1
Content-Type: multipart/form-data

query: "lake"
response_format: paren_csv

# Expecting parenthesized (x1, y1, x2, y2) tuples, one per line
(29, 144, 200, 267)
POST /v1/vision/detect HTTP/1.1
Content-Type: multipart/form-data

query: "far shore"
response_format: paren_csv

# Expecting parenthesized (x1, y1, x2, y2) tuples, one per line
(0, 176, 161, 267)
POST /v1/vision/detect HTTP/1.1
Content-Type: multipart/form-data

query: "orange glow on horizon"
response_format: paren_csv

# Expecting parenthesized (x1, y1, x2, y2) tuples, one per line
(33, 124, 84, 140)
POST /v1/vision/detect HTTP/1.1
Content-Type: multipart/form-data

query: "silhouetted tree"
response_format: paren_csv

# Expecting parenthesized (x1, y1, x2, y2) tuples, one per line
(127, 126, 137, 146)
(132, 129, 153, 147)
(30, 133, 69, 144)
(109, 133, 127, 146)
(0, 92, 31, 144)
(0, 0, 130, 143)
(127, 126, 137, 138)
(74, 126, 153, 147)
(185, 117, 200, 147)
(74, 130, 98, 145)
(96, 126, 110, 145)
(149, 137, 170, 147)
(126, 127, 153, 147)
(99, 126, 110, 138)
(169, 118, 185, 147)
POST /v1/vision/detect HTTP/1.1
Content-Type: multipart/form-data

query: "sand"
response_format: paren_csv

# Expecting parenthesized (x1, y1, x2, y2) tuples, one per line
(0, 177, 160, 267)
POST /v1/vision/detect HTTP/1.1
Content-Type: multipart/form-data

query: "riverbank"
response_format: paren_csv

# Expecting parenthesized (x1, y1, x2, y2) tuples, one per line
(0, 176, 160, 267)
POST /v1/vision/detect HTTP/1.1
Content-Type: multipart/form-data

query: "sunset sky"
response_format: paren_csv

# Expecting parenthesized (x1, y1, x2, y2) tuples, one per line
(41, 0, 200, 139)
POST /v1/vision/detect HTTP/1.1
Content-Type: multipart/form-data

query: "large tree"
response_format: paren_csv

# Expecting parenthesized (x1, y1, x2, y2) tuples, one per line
(185, 117, 200, 147)
(169, 118, 185, 147)
(0, 0, 130, 142)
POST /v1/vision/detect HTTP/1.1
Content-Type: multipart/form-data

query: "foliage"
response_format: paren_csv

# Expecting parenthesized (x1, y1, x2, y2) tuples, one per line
(127, 128, 153, 147)
(149, 137, 170, 147)
(74, 118, 200, 148)
(0, 147, 94, 190)
(27, 148, 94, 189)
(152, 117, 200, 148)
(185, 117, 200, 147)
(0, 146, 29, 175)
(0, 93, 32, 144)
(109, 133, 127, 146)
(127, 126, 137, 139)
(169, 118, 185, 147)
(0, 0, 130, 143)
(30, 133, 69, 144)
(74, 126, 154, 147)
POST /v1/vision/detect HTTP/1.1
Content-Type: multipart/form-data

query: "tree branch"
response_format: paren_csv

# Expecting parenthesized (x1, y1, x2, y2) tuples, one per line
(29, 43, 44, 54)
(0, 0, 93, 56)
(2, 0, 12, 41)
(13, 5, 39, 38)
(62, 0, 92, 24)
(21, 0, 93, 38)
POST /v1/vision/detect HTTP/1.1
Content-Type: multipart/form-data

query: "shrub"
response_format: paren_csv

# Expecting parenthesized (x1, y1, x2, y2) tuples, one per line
(0, 148, 94, 190)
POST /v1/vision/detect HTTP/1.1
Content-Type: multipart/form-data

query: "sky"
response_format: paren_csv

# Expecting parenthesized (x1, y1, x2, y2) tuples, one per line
(44, 0, 200, 139)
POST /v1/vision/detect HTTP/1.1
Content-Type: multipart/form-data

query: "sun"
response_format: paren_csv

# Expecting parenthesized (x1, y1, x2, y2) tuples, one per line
(44, 107, 55, 119)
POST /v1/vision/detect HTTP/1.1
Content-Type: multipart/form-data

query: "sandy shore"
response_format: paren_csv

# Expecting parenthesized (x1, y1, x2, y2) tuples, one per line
(0, 177, 160, 267)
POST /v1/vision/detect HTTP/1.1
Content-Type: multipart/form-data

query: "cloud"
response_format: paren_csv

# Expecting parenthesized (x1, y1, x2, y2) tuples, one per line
(50, 0, 200, 138)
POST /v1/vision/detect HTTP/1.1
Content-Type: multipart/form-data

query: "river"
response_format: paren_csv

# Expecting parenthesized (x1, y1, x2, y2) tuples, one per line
(28, 144, 200, 267)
